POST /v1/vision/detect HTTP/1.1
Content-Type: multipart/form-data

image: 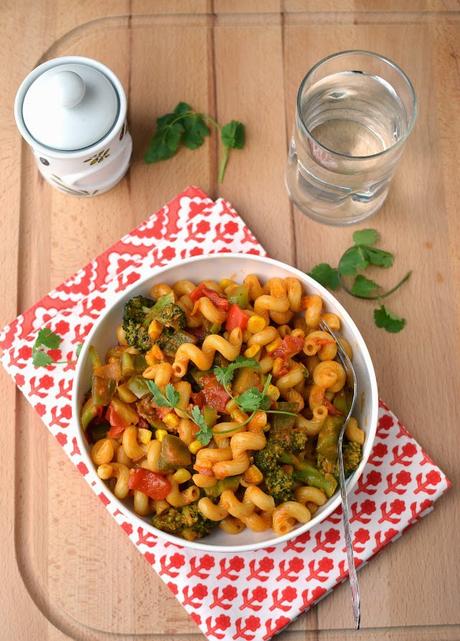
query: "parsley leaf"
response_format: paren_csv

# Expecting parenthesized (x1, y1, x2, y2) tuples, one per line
(350, 274, 380, 298)
(218, 120, 246, 183)
(338, 245, 370, 276)
(214, 356, 260, 393)
(308, 263, 340, 290)
(374, 305, 406, 333)
(146, 381, 179, 408)
(365, 247, 394, 268)
(352, 229, 380, 246)
(32, 351, 54, 367)
(191, 406, 213, 445)
(35, 328, 62, 349)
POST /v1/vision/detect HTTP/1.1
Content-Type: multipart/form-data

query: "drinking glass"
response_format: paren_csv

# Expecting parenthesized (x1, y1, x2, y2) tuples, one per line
(285, 50, 417, 225)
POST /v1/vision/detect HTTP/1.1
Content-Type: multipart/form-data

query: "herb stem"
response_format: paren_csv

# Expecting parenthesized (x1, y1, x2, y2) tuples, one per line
(218, 145, 230, 184)
(340, 270, 412, 300)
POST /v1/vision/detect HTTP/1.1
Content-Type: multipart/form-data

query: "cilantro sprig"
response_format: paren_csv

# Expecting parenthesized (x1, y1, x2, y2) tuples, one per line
(214, 355, 260, 396)
(32, 328, 82, 367)
(308, 228, 411, 333)
(145, 102, 245, 183)
(146, 380, 213, 445)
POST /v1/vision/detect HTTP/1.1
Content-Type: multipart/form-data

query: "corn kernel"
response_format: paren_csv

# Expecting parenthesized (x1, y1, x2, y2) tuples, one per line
(219, 278, 235, 290)
(247, 314, 267, 333)
(189, 439, 203, 454)
(155, 429, 167, 442)
(148, 319, 163, 341)
(244, 344, 261, 358)
(163, 412, 180, 429)
(173, 468, 192, 484)
(266, 337, 282, 353)
(266, 384, 280, 401)
(138, 428, 152, 445)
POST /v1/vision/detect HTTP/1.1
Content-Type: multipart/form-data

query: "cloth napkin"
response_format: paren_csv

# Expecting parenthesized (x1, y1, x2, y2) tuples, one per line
(0, 186, 450, 641)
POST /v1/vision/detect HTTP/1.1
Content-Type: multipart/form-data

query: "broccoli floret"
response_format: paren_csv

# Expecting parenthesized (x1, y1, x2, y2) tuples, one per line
(149, 293, 186, 330)
(122, 295, 155, 352)
(151, 504, 217, 540)
(156, 328, 197, 357)
(122, 293, 186, 353)
(335, 441, 362, 478)
(264, 467, 295, 503)
(254, 440, 283, 473)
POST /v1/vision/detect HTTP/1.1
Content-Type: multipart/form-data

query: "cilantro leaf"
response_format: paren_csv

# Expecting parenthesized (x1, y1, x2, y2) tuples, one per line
(236, 387, 271, 413)
(350, 274, 380, 298)
(374, 305, 406, 333)
(213, 356, 260, 392)
(365, 247, 394, 268)
(146, 380, 178, 408)
(218, 120, 246, 183)
(183, 116, 210, 150)
(221, 120, 245, 149)
(32, 351, 54, 367)
(352, 229, 380, 246)
(144, 115, 184, 163)
(338, 245, 369, 276)
(308, 263, 340, 290)
(191, 406, 213, 445)
(35, 328, 62, 349)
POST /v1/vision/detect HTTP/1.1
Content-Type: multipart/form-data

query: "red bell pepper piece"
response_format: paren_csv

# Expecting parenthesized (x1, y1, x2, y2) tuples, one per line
(225, 304, 249, 332)
(128, 468, 171, 500)
(201, 374, 230, 412)
(190, 283, 229, 311)
(106, 403, 131, 438)
(272, 334, 305, 360)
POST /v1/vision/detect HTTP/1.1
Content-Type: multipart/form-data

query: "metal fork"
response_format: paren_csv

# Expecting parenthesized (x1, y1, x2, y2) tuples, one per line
(319, 320, 361, 630)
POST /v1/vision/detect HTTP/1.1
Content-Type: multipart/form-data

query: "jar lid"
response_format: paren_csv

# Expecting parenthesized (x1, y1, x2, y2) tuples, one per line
(21, 61, 119, 151)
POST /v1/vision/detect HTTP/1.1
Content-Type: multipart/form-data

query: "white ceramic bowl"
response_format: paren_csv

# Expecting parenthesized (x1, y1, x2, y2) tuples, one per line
(73, 254, 378, 552)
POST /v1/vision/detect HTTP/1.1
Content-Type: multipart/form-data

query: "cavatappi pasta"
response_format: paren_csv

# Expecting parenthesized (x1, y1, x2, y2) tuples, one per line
(81, 275, 364, 540)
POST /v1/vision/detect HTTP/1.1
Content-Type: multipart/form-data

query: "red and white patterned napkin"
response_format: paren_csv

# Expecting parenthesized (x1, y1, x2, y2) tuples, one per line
(0, 186, 450, 641)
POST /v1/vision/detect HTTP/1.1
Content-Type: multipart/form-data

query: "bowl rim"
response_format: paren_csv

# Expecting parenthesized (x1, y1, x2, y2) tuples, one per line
(72, 252, 379, 553)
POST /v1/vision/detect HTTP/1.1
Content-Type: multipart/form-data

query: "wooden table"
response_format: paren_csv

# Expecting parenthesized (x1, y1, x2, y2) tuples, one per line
(1, 2, 459, 640)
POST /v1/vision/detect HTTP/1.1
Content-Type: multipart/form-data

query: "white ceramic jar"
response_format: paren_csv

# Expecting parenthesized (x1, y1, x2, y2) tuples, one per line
(14, 56, 132, 196)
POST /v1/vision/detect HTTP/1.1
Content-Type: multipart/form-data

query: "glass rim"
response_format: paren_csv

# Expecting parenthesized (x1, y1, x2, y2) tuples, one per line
(296, 49, 418, 161)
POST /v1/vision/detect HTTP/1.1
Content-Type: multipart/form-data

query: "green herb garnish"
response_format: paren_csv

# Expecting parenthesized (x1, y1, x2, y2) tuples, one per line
(191, 406, 213, 446)
(145, 102, 246, 183)
(374, 305, 406, 333)
(32, 328, 80, 368)
(308, 228, 411, 331)
(308, 263, 340, 291)
(214, 355, 260, 396)
(146, 380, 213, 445)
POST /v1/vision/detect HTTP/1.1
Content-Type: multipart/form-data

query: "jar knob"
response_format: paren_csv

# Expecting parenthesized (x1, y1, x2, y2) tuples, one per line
(50, 70, 86, 108)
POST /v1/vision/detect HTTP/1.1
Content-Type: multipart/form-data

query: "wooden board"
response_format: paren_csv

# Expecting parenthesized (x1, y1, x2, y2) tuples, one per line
(1, 2, 459, 640)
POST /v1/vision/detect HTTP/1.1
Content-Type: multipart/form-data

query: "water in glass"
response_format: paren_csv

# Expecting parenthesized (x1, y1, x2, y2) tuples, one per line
(286, 56, 416, 225)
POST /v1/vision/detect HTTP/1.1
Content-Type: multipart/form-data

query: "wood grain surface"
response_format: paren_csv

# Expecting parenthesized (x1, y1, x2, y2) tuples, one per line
(1, 2, 459, 640)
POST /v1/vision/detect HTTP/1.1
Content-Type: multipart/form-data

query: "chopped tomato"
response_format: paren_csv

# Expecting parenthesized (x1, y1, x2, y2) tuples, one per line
(107, 423, 126, 438)
(128, 468, 171, 500)
(190, 283, 229, 311)
(201, 374, 230, 412)
(272, 335, 304, 360)
(225, 304, 249, 332)
(191, 391, 206, 408)
(155, 406, 173, 420)
(323, 398, 343, 416)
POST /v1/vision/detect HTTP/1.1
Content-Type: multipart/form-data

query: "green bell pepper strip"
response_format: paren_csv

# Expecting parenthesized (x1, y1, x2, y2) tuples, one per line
(227, 285, 249, 309)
